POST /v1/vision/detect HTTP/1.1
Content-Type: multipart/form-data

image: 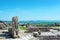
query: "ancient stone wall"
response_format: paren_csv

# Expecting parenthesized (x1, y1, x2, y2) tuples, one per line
(27, 27, 51, 32)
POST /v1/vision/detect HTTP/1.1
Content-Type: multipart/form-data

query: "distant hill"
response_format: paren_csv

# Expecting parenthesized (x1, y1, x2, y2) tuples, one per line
(3, 20, 60, 25)
(19, 20, 60, 25)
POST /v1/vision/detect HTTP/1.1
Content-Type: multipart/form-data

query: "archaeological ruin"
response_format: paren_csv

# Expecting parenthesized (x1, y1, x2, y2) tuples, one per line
(8, 16, 19, 38)
(0, 21, 9, 29)
(0, 16, 60, 40)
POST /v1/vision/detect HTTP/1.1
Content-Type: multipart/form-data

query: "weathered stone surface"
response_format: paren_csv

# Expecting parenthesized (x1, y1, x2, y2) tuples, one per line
(12, 16, 19, 38)
(0, 23, 6, 29)
(27, 27, 51, 33)
(38, 30, 41, 35)
(0, 21, 9, 29)
(12, 16, 18, 28)
(8, 16, 19, 38)
(8, 28, 12, 33)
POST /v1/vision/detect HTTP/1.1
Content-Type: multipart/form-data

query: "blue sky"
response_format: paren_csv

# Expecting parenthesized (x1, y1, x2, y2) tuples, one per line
(0, 0, 60, 21)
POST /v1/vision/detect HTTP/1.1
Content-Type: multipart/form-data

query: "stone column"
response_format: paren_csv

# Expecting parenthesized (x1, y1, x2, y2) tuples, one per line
(12, 16, 19, 38)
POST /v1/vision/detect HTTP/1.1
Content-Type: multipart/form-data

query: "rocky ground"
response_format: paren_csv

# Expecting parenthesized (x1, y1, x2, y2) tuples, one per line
(0, 28, 60, 40)
(0, 29, 36, 40)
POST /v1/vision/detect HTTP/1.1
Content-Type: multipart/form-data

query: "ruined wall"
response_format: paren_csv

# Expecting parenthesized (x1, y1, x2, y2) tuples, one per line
(27, 27, 51, 32)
